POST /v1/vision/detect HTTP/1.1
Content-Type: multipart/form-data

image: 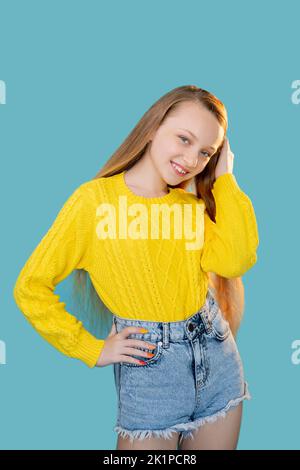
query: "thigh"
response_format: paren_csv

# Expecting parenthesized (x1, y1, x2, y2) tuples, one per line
(114, 338, 195, 439)
(192, 307, 249, 421)
(179, 401, 243, 450)
(116, 433, 180, 450)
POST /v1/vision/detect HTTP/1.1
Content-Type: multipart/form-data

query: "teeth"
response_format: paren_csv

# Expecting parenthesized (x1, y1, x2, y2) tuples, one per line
(171, 161, 187, 175)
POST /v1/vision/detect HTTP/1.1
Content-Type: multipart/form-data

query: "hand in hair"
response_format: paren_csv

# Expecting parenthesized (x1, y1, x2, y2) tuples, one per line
(214, 136, 234, 180)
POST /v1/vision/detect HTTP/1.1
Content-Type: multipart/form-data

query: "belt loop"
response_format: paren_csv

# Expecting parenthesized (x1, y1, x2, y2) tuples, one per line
(200, 301, 212, 334)
(162, 322, 170, 349)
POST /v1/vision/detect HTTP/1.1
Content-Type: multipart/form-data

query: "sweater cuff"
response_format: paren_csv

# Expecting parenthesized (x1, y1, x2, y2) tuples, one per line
(212, 173, 241, 199)
(73, 329, 105, 368)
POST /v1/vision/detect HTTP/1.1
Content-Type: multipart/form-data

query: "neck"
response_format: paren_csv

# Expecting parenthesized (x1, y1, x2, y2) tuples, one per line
(124, 155, 169, 197)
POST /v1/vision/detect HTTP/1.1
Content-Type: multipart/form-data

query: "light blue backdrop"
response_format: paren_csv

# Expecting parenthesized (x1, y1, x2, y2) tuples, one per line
(1, 0, 299, 450)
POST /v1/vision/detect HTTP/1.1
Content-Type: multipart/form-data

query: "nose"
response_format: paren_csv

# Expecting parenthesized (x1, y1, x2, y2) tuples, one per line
(182, 152, 198, 169)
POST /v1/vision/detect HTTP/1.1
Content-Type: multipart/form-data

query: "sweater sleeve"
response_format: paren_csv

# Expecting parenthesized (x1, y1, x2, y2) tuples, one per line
(13, 183, 105, 368)
(200, 173, 259, 278)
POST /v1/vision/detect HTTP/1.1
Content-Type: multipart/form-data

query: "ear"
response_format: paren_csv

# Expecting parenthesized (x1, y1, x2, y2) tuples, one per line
(147, 131, 154, 142)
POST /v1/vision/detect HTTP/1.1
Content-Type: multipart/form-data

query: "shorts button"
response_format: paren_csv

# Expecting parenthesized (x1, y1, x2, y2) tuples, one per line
(157, 341, 162, 346)
(188, 323, 195, 332)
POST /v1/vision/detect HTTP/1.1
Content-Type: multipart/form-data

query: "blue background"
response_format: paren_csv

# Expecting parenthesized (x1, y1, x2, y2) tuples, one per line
(1, 0, 299, 450)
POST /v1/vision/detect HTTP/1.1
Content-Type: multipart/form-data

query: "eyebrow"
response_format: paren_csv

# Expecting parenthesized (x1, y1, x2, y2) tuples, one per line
(178, 128, 217, 152)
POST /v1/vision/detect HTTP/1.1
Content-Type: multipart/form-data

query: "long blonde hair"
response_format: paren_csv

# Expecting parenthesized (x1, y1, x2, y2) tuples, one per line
(72, 85, 244, 339)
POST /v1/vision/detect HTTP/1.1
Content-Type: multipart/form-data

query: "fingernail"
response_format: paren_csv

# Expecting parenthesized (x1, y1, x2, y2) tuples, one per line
(140, 328, 148, 333)
(139, 360, 147, 365)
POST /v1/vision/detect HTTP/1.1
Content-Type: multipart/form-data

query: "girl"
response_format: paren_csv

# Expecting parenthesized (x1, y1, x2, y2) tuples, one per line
(13, 85, 259, 451)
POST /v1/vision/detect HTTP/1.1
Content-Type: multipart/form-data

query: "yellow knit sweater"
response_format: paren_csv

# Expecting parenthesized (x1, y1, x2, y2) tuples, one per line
(13, 171, 259, 368)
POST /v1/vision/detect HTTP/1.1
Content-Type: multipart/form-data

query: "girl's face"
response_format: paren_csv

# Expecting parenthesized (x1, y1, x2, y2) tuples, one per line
(148, 101, 225, 185)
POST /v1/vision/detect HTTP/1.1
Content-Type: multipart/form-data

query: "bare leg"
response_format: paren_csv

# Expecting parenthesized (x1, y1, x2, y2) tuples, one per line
(179, 402, 243, 450)
(116, 432, 180, 450)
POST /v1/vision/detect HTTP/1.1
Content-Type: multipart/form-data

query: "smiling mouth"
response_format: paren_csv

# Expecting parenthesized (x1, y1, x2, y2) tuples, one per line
(170, 160, 189, 176)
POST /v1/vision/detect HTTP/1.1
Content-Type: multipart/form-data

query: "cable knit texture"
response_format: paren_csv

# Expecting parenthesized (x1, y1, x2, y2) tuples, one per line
(13, 170, 259, 368)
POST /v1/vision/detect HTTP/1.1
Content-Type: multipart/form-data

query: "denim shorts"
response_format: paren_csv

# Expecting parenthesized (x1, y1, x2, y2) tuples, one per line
(112, 288, 251, 445)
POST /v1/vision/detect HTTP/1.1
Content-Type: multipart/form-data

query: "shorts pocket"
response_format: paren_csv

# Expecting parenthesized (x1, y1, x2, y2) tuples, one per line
(210, 308, 231, 341)
(121, 340, 163, 367)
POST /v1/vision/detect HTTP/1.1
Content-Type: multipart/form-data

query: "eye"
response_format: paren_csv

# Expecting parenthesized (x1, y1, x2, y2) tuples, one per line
(179, 136, 211, 158)
(178, 135, 190, 144)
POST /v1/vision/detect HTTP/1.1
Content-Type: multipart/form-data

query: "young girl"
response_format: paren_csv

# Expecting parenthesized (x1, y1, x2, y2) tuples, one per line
(13, 85, 259, 451)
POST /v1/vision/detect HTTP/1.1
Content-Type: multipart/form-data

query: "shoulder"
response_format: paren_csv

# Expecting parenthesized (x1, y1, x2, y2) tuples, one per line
(77, 178, 100, 194)
(74, 175, 121, 214)
(79, 174, 119, 193)
(77, 176, 110, 200)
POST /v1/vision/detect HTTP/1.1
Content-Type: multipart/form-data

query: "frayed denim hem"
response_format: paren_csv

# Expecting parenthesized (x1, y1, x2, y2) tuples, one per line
(113, 425, 180, 444)
(114, 381, 251, 445)
(178, 380, 251, 445)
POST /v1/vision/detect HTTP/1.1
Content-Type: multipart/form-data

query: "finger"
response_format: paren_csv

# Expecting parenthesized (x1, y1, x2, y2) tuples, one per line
(119, 326, 148, 339)
(122, 347, 155, 359)
(107, 321, 117, 338)
(118, 354, 147, 365)
(222, 136, 228, 147)
(125, 339, 156, 350)
(218, 138, 227, 152)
